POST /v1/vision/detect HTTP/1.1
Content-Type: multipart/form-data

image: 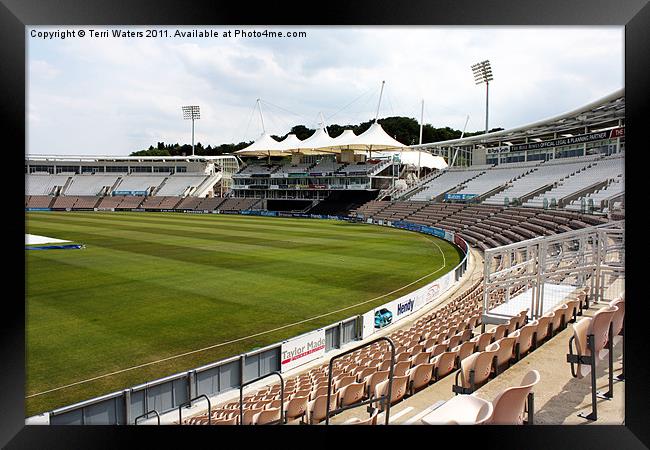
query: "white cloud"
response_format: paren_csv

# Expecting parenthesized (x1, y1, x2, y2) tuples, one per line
(27, 26, 623, 155)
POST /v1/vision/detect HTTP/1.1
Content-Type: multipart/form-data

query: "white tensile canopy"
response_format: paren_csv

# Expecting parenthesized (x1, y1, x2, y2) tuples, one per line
(235, 133, 312, 157)
(332, 122, 406, 151)
(278, 133, 302, 150)
(234, 132, 288, 157)
(236, 122, 409, 157)
(371, 150, 448, 170)
(330, 129, 357, 145)
(284, 128, 339, 154)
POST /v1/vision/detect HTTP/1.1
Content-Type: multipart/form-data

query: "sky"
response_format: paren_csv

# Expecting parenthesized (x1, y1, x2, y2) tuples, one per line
(27, 26, 624, 156)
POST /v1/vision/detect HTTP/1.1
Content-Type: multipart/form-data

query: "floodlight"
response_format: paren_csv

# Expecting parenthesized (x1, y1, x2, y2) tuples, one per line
(181, 105, 201, 156)
(471, 60, 494, 133)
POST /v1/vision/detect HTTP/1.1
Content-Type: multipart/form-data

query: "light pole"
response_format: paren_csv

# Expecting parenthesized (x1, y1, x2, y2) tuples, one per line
(471, 60, 493, 134)
(182, 105, 201, 156)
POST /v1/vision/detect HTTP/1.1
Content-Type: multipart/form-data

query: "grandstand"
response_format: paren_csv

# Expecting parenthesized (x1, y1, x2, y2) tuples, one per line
(24, 89, 625, 427)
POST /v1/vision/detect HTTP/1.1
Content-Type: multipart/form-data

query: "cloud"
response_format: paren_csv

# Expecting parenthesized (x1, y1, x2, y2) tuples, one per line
(26, 26, 623, 155)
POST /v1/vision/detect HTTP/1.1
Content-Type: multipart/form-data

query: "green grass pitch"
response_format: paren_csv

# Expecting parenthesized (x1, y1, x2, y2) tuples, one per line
(25, 211, 463, 416)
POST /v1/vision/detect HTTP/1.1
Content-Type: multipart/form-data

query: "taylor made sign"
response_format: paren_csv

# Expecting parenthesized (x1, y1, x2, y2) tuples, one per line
(280, 329, 326, 372)
(491, 127, 624, 153)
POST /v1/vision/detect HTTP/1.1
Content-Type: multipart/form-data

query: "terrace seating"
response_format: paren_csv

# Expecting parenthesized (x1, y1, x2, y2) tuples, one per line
(63, 174, 121, 196)
(485, 370, 540, 425)
(566, 304, 618, 420)
(406, 363, 434, 395)
(486, 336, 516, 376)
(155, 174, 209, 196)
(306, 392, 339, 424)
(26, 174, 72, 196)
(420, 394, 494, 425)
(452, 346, 499, 394)
(217, 197, 261, 211)
(373, 375, 409, 411)
(343, 410, 379, 425)
(113, 174, 167, 195)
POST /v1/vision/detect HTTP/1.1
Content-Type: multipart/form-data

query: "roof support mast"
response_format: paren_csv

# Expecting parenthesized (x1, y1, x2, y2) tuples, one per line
(257, 99, 266, 134)
(256, 99, 271, 163)
(418, 99, 424, 178)
(372, 80, 385, 159)
(450, 114, 470, 168)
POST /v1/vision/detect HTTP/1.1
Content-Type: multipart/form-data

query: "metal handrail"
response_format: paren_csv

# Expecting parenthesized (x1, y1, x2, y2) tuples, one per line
(239, 371, 284, 425)
(178, 394, 211, 425)
(325, 336, 396, 425)
(134, 409, 160, 425)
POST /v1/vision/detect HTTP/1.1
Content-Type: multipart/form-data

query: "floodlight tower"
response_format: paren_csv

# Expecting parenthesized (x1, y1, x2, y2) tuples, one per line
(182, 105, 201, 156)
(471, 60, 493, 134)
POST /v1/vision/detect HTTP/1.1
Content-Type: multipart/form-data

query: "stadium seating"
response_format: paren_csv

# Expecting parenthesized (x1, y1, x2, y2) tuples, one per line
(26, 174, 72, 196)
(420, 393, 494, 425)
(485, 369, 540, 424)
(155, 174, 210, 196)
(454, 166, 535, 198)
(409, 168, 487, 201)
(217, 198, 262, 211)
(112, 174, 167, 195)
(350, 200, 609, 252)
(25, 195, 55, 209)
(63, 174, 120, 196)
(140, 196, 183, 210)
(525, 156, 624, 208)
(566, 304, 619, 420)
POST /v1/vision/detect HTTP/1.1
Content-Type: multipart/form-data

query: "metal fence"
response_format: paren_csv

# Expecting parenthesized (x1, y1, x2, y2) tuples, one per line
(481, 220, 624, 325)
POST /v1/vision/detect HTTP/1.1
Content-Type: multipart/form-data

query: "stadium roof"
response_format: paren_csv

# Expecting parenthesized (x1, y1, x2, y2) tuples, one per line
(25, 154, 238, 162)
(410, 88, 625, 150)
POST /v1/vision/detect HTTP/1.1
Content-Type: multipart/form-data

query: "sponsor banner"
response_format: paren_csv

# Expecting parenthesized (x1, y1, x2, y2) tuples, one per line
(361, 311, 376, 340)
(25, 208, 52, 211)
(113, 190, 147, 196)
(260, 211, 277, 217)
(371, 270, 455, 330)
(509, 130, 613, 152)
(278, 212, 293, 217)
(310, 214, 324, 220)
(94, 207, 115, 212)
(486, 146, 511, 154)
(444, 230, 455, 243)
(454, 234, 468, 253)
(610, 127, 625, 138)
(220, 210, 239, 215)
(445, 193, 478, 201)
(280, 328, 326, 372)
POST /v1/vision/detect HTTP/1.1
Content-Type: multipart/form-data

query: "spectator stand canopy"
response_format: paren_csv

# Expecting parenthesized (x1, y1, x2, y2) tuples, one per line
(330, 122, 406, 154)
(235, 132, 323, 161)
(286, 127, 338, 155)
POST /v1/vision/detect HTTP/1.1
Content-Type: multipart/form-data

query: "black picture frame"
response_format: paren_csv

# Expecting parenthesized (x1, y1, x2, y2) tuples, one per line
(3, 0, 648, 447)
